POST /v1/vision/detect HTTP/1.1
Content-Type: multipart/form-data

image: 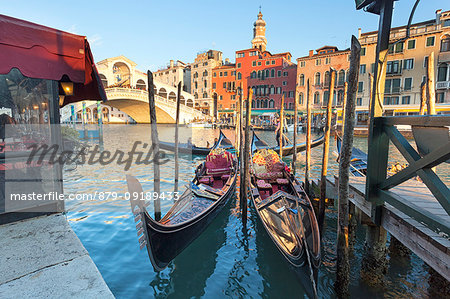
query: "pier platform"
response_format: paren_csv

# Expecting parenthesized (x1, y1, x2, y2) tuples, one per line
(0, 213, 113, 298)
(326, 176, 450, 280)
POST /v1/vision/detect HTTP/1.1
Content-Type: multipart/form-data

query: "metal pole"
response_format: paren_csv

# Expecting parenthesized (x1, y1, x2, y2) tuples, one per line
(147, 70, 161, 221)
(82, 101, 87, 139)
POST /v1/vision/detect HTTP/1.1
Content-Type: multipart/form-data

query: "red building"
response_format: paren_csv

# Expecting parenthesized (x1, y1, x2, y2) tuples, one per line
(213, 11, 297, 121)
(212, 63, 236, 120)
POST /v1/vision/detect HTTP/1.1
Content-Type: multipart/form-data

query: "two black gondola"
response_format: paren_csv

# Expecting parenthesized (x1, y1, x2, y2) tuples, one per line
(127, 131, 237, 271)
(335, 133, 368, 176)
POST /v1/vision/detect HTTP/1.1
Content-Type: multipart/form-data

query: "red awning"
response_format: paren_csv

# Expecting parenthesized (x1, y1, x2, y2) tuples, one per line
(0, 14, 106, 105)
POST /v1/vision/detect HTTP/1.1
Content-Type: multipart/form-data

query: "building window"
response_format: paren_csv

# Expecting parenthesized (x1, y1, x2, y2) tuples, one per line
(361, 47, 366, 56)
(213, 72, 217, 77)
(438, 64, 448, 81)
(271, 69, 275, 77)
(437, 93, 445, 103)
(315, 72, 321, 85)
(224, 71, 228, 76)
(299, 92, 304, 105)
(212, 83, 216, 89)
(315, 59, 321, 66)
(386, 60, 401, 74)
(357, 98, 362, 106)
(426, 36, 435, 47)
(219, 72, 223, 77)
(252, 61, 256, 67)
(358, 82, 363, 93)
(269, 99, 275, 108)
(299, 74, 305, 86)
(204, 80, 207, 87)
(237, 53, 245, 58)
(314, 92, 320, 104)
(395, 42, 404, 53)
(423, 56, 429, 68)
(272, 60, 275, 65)
(403, 58, 414, 70)
(441, 35, 450, 52)
(277, 87, 282, 94)
(237, 72, 242, 79)
(360, 64, 366, 74)
(251, 71, 256, 78)
(237, 63, 241, 68)
(219, 95, 223, 100)
(300, 61, 305, 67)
(223, 82, 226, 88)
(385, 78, 401, 93)
(325, 57, 331, 64)
(324, 71, 331, 86)
(203, 92, 208, 98)
(265, 61, 270, 65)
(277, 70, 282, 77)
(404, 77, 412, 91)
(283, 71, 288, 76)
(407, 39, 416, 49)
(401, 96, 410, 104)
(258, 62, 262, 66)
(338, 70, 345, 85)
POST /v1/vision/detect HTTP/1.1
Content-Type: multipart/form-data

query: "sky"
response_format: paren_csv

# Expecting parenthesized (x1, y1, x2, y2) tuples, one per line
(2, 0, 448, 72)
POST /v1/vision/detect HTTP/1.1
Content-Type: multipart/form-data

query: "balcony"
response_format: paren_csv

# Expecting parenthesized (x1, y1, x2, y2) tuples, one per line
(436, 81, 450, 89)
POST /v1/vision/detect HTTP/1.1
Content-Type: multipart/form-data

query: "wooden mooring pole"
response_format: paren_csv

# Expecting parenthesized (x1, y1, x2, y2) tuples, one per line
(334, 35, 361, 298)
(174, 82, 182, 193)
(147, 70, 161, 221)
(279, 94, 285, 159)
(305, 79, 312, 196)
(341, 82, 348, 137)
(240, 88, 253, 226)
(292, 84, 299, 173)
(419, 81, 427, 115)
(319, 68, 335, 229)
(427, 51, 436, 115)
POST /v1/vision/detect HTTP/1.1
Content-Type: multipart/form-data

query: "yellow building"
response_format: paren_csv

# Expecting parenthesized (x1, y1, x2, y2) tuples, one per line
(355, 9, 450, 126)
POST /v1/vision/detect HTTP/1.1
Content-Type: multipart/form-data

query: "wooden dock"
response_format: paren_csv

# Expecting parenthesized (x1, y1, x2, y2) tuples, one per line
(326, 175, 450, 280)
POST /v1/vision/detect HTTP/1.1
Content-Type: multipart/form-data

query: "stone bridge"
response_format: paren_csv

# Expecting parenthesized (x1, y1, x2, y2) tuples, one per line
(105, 87, 207, 123)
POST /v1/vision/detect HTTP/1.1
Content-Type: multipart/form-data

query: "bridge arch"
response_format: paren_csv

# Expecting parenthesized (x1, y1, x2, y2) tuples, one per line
(158, 88, 167, 99)
(107, 99, 174, 123)
(186, 99, 193, 107)
(136, 79, 146, 90)
(168, 91, 176, 101)
(113, 62, 131, 85)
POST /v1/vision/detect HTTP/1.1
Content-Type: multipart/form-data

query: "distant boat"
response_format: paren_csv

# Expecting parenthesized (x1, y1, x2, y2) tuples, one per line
(285, 123, 303, 132)
(187, 122, 213, 128)
(335, 133, 367, 177)
(252, 132, 325, 156)
(159, 130, 233, 156)
(127, 131, 237, 271)
(249, 132, 321, 298)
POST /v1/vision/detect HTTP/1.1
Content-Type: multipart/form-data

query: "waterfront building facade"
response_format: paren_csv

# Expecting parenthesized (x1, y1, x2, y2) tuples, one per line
(212, 63, 236, 120)
(296, 46, 351, 113)
(154, 60, 191, 93)
(191, 50, 223, 115)
(356, 9, 450, 126)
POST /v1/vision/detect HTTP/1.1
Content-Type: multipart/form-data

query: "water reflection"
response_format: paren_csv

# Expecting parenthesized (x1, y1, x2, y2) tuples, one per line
(64, 124, 441, 298)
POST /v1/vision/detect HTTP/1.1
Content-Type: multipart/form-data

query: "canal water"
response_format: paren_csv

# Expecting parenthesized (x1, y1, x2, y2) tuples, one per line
(64, 124, 448, 298)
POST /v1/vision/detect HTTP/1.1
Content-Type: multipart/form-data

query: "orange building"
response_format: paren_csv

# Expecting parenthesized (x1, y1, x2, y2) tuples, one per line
(296, 46, 351, 112)
(212, 63, 236, 120)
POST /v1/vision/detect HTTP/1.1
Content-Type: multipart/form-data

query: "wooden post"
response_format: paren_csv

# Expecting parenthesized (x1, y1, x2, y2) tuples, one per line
(341, 82, 348, 137)
(147, 70, 161, 221)
(367, 73, 374, 127)
(427, 51, 436, 115)
(240, 88, 253, 225)
(419, 81, 427, 115)
(279, 94, 285, 159)
(238, 84, 244, 183)
(319, 68, 335, 229)
(334, 35, 361, 298)
(174, 82, 182, 193)
(305, 79, 312, 196)
(293, 84, 299, 173)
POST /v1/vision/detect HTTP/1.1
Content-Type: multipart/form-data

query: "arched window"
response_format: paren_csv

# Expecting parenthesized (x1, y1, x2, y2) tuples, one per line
(194, 72, 198, 78)
(263, 99, 268, 108)
(136, 79, 146, 90)
(252, 100, 255, 108)
(257, 70, 262, 78)
(338, 70, 345, 86)
(441, 35, 450, 52)
(270, 85, 275, 94)
(203, 70, 208, 77)
(315, 72, 321, 85)
(265, 70, 270, 78)
(269, 99, 275, 108)
(237, 72, 242, 80)
(324, 71, 330, 86)
(271, 69, 275, 77)
(203, 92, 208, 98)
(288, 103, 293, 109)
(323, 91, 330, 106)
(194, 92, 198, 99)
(438, 63, 448, 82)
(256, 99, 261, 108)
(314, 92, 320, 104)
(338, 90, 344, 105)
(299, 74, 305, 86)
(299, 92, 304, 105)
(251, 71, 256, 78)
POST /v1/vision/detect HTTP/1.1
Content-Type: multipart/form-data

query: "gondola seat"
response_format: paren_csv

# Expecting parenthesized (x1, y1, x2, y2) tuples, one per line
(257, 179, 272, 189)
(221, 174, 230, 181)
(205, 150, 233, 177)
(199, 176, 213, 185)
(276, 178, 289, 185)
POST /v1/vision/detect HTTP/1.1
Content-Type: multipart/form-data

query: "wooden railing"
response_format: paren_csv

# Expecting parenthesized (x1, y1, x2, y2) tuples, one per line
(366, 115, 450, 235)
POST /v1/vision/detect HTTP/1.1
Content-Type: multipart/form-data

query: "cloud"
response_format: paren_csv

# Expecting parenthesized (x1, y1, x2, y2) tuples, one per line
(88, 34, 103, 46)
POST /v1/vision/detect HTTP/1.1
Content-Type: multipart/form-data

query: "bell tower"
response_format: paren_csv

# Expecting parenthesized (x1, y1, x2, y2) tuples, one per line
(251, 9, 267, 52)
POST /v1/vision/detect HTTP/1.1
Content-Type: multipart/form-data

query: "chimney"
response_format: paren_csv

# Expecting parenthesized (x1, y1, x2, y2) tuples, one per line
(170, 60, 174, 68)
(436, 9, 442, 25)
(358, 28, 362, 39)
(309, 50, 314, 57)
